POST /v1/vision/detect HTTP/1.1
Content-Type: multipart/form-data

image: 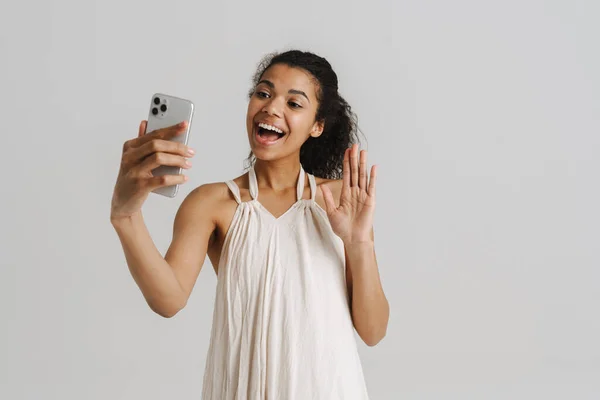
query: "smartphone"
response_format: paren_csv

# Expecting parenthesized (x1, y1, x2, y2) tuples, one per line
(144, 93, 194, 198)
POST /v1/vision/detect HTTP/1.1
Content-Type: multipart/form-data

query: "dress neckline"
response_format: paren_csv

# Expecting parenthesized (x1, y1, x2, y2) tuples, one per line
(248, 164, 312, 221)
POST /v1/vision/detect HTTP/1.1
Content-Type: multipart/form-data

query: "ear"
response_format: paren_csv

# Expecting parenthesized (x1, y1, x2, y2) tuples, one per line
(310, 120, 325, 138)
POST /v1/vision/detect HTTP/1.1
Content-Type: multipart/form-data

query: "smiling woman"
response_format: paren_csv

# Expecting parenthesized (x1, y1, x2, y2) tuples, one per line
(111, 49, 389, 400)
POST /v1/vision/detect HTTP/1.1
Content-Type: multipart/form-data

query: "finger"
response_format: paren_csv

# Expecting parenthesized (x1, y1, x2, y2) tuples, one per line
(138, 120, 147, 138)
(351, 144, 359, 187)
(359, 150, 367, 190)
(123, 120, 148, 152)
(147, 173, 189, 191)
(368, 164, 377, 198)
(136, 152, 191, 175)
(320, 184, 337, 214)
(130, 138, 194, 166)
(342, 147, 351, 197)
(135, 121, 188, 147)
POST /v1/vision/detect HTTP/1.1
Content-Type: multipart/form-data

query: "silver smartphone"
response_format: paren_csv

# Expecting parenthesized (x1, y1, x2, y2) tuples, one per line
(144, 93, 194, 198)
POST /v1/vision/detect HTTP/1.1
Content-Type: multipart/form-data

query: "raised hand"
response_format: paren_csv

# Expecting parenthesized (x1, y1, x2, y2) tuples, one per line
(320, 144, 377, 244)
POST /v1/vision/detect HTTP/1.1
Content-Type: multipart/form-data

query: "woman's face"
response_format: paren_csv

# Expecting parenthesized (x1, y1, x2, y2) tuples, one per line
(246, 63, 323, 161)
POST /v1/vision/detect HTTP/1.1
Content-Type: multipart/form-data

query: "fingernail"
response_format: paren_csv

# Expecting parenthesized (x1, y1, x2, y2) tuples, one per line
(179, 121, 187, 127)
(187, 147, 195, 156)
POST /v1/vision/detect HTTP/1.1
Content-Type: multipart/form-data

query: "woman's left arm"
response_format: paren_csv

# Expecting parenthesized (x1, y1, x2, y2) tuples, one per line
(344, 231, 389, 346)
(321, 144, 390, 347)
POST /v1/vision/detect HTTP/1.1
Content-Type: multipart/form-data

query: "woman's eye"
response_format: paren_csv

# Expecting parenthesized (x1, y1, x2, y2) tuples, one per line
(289, 101, 301, 108)
(256, 91, 269, 98)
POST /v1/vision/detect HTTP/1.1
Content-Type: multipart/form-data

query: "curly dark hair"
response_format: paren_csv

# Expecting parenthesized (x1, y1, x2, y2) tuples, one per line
(244, 49, 365, 180)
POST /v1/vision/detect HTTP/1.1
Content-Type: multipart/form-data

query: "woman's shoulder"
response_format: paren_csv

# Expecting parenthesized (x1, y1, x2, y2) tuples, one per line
(187, 181, 232, 201)
(180, 180, 241, 215)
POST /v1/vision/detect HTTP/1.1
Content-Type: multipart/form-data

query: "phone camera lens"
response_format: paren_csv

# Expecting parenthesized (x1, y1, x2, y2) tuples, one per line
(153, 97, 160, 105)
(160, 104, 167, 112)
(152, 107, 158, 115)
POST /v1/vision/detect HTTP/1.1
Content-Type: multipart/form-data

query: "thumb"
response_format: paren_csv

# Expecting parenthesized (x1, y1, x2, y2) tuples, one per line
(138, 120, 147, 138)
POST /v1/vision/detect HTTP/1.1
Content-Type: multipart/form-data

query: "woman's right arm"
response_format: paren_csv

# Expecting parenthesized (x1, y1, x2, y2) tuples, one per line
(110, 120, 216, 318)
(111, 184, 217, 318)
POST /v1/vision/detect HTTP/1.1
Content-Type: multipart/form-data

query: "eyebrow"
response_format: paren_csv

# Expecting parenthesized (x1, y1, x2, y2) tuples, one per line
(257, 80, 310, 103)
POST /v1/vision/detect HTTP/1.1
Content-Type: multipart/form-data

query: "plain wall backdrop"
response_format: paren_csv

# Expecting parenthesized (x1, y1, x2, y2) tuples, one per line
(1, 0, 599, 399)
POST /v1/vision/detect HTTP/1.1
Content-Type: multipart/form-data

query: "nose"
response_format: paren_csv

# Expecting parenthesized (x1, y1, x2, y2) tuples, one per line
(261, 98, 282, 117)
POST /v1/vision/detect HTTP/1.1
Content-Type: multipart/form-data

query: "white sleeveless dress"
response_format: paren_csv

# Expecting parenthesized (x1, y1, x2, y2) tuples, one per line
(201, 164, 370, 399)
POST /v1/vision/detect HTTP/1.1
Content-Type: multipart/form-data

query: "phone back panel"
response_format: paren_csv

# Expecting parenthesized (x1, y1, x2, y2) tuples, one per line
(145, 93, 194, 198)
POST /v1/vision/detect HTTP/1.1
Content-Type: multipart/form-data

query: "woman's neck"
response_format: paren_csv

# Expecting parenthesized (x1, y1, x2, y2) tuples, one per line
(252, 158, 301, 192)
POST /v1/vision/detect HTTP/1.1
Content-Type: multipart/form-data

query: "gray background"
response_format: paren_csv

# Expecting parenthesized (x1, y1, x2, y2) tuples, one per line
(1, 0, 599, 399)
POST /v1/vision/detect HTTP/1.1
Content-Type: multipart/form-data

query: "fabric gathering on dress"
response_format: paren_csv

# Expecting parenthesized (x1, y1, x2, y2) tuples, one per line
(201, 164, 370, 400)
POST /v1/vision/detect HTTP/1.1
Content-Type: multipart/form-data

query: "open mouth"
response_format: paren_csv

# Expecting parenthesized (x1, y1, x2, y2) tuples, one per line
(255, 122, 286, 145)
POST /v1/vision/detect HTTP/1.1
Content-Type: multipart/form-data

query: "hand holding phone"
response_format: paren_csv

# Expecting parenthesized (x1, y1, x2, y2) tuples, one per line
(110, 94, 195, 221)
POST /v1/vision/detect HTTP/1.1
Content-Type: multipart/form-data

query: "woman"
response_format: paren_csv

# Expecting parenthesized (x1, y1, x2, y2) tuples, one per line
(111, 50, 389, 399)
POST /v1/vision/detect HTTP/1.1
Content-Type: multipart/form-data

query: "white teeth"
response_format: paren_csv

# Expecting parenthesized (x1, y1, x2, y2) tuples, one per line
(258, 122, 283, 134)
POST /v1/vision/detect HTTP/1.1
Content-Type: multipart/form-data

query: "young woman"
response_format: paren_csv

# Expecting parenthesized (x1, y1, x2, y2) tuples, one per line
(111, 50, 389, 399)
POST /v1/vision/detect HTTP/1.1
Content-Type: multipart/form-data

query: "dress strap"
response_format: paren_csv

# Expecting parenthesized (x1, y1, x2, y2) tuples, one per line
(248, 165, 259, 200)
(225, 180, 242, 204)
(296, 166, 306, 201)
(307, 173, 317, 201)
